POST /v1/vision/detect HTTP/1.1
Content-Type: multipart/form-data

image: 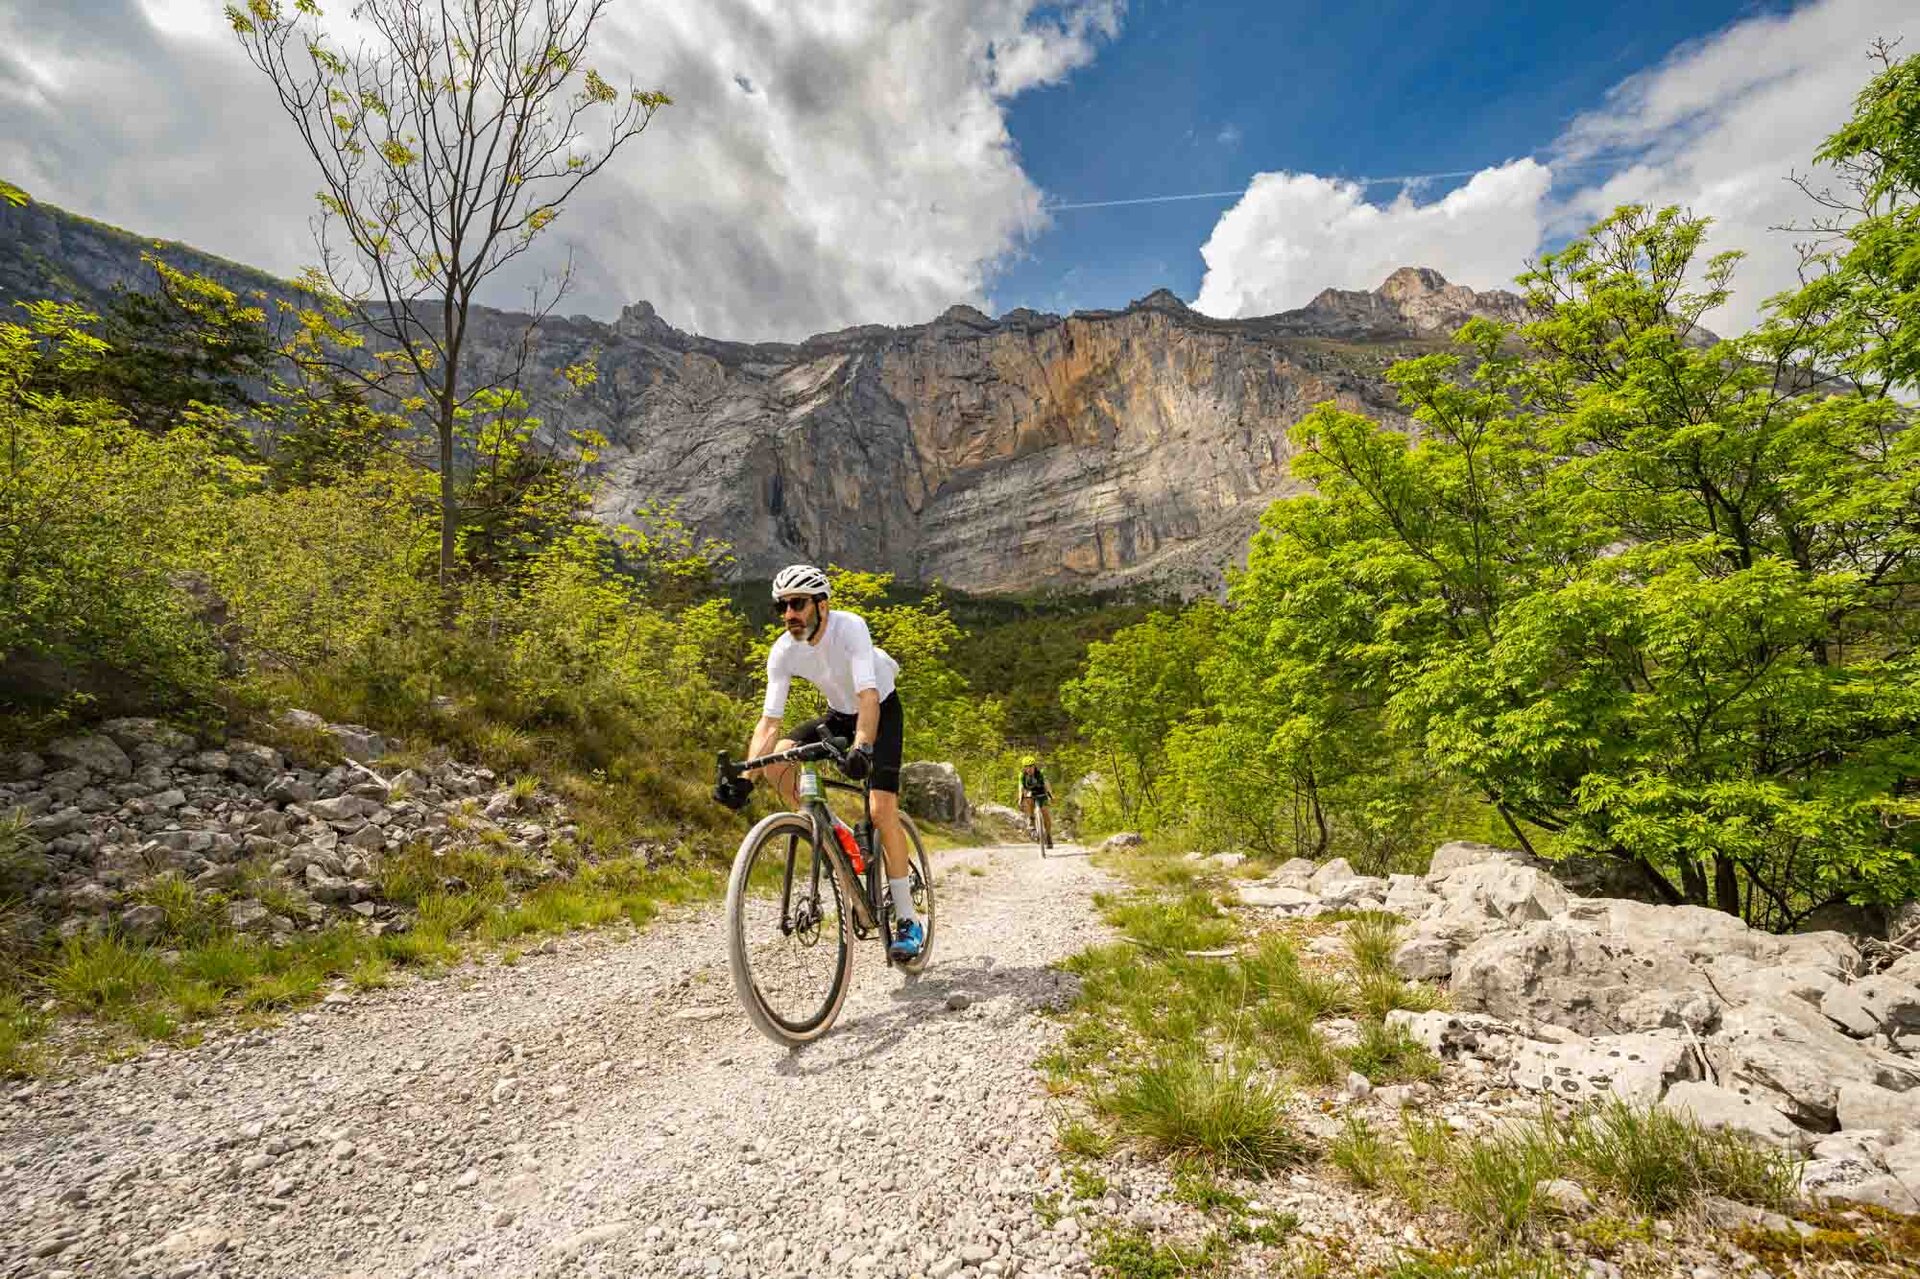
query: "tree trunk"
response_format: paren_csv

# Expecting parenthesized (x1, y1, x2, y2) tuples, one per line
(1679, 855, 1710, 907)
(1713, 853, 1742, 918)
(1497, 804, 1537, 858)
(1304, 767, 1329, 859)
(438, 412, 457, 622)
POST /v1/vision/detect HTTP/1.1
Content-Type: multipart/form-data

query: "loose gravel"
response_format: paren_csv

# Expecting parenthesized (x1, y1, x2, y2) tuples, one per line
(1, 842, 1119, 1279)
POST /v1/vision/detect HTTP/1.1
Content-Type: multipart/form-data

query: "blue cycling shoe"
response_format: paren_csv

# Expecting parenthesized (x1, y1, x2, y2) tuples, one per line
(888, 918, 925, 961)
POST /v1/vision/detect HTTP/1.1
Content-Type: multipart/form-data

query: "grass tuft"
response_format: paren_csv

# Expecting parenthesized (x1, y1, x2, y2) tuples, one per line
(1095, 1047, 1307, 1174)
(51, 933, 164, 1010)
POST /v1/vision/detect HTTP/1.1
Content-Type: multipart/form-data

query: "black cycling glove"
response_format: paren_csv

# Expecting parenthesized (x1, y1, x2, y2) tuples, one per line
(713, 775, 754, 810)
(843, 743, 874, 781)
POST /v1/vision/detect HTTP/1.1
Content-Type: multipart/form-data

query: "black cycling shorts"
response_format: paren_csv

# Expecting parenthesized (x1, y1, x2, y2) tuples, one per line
(789, 691, 904, 793)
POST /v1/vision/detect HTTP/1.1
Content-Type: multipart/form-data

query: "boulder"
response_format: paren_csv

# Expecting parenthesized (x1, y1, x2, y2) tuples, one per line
(1592, 899, 1777, 963)
(1316, 874, 1388, 909)
(225, 742, 284, 787)
(1431, 860, 1570, 926)
(1800, 1155, 1888, 1199)
(1888, 900, 1920, 948)
(3, 752, 45, 781)
(1661, 1080, 1810, 1151)
(1382, 874, 1439, 918)
(1705, 1002, 1920, 1127)
(1238, 883, 1318, 910)
(1308, 858, 1357, 893)
(1836, 1082, 1920, 1135)
(1713, 961, 1841, 1012)
(1426, 841, 1526, 879)
(227, 900, 273, 933)
(98, 718, 196, 757)
(118, 903, 169, 941)
(1820, 975, 1920, 1040)
(1770, 930, 1861, 977)
(971, 803, 1028, 839)
(1889, 952, 1920, 986)
(1270, 858, 1317, 888)
(1450, 919, 1710, 1036)
(1614, 988, 1720, 1035)
(899, 762, 969, 826)
(1508, 1030, 1699, 1106)
(1824, 1174, 1920, 1212)
(280, 709, 326, 733)
(327, 724, 387, 762)
(1098, 832, 1143, 851)
(305, 795, 381, 825)
(1391, 919, 1487, 982)
(45, 735, 132, 779)
(1383, 1009, 1520, 1061)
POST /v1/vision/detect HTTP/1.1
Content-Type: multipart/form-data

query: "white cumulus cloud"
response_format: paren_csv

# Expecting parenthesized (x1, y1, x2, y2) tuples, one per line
(1193, 0, 1913, 333)
(1548, 0, 1912, 333)
(1192, 161, 1552, 318)
(0, 0, 1123, 341)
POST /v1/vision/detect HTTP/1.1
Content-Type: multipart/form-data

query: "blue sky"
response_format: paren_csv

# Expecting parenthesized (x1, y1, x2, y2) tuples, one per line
(990, 0, 1790, 315)
(0, 0, 1908, 339)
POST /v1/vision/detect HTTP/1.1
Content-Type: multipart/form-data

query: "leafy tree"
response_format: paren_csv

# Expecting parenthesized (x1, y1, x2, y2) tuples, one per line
(1219, 194, 1920, 923)
(227, 0, 670, 602)
(0, 303, 241, 711)
(1061, 606, 1219, 824)
(29, 254, 275, 448)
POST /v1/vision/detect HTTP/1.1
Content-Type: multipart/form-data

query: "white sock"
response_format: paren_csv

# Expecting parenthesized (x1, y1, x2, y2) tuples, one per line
(889, 877, 918, 924)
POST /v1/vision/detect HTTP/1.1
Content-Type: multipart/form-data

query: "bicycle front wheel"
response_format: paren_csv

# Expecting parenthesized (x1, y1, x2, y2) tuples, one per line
(725, 812, 854, 1047)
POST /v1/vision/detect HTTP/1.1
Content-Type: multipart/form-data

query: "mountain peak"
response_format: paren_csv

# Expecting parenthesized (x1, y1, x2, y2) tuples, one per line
(1377, 266, 1452, 296)
(615, 299, 683, 342)
(1131, 288, 1189, 313)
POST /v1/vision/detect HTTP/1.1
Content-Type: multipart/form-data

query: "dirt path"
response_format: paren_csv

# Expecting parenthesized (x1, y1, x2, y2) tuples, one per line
(1, 842, 1115, 1279)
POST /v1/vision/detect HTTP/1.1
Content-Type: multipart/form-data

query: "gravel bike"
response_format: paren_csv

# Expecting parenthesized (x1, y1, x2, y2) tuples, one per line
(1025, 794, 1053, 857)
(717, 737, 936, 1047)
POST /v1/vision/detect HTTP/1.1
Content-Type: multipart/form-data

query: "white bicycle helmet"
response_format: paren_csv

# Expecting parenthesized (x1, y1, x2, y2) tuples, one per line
(771, 563, 831, 600)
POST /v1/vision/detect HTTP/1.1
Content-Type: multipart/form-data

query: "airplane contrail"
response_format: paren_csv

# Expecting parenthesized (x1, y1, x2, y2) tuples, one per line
(1038, 163, 1564, 212)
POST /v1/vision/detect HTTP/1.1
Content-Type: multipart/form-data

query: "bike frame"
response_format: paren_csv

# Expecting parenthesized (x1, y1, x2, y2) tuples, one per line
(718, 739, 894, 944)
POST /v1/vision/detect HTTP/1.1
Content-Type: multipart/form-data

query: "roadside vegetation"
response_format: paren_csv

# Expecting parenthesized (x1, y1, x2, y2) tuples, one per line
(1061, 49, 1920, 935)
(1035, 840, 1887, 1278)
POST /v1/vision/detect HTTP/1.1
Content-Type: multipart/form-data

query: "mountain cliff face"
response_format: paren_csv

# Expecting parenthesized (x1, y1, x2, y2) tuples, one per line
(1, 196, 1529, 595)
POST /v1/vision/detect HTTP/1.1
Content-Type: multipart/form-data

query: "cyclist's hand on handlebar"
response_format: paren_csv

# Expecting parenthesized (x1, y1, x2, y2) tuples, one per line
(713, 775, 754, 810)
(842, 742, 874, 781)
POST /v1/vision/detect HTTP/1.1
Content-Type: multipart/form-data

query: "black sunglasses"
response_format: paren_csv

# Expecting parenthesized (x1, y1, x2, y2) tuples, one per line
(775, 597, 814, 615)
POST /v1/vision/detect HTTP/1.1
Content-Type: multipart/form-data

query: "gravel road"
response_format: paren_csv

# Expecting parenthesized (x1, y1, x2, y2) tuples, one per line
(1, 841, 1115, 1279)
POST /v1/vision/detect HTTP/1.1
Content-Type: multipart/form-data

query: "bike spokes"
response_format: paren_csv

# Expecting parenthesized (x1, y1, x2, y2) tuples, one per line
(727, 818, 853, 1044)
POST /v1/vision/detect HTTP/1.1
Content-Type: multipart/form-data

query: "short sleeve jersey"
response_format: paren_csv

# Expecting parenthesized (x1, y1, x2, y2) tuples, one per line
(762, 609, 900, 719)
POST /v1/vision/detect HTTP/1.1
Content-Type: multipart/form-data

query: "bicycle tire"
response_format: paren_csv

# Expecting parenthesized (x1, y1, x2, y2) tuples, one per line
(892, 814, 937, 978)
(725, 811, 854, 1047)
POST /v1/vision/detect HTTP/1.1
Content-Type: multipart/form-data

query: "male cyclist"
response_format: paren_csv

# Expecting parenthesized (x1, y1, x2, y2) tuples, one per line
(1018, 755, 1053, 843)
(712, 564, 925, 960)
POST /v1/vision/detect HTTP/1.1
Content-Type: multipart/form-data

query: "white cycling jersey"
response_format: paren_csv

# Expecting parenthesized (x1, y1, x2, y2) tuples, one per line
(762, 608, 899, 718)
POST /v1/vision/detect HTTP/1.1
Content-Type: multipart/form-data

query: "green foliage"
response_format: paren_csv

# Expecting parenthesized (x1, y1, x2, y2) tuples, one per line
(1064, 58, 1920, 921)
(28, 253, 276, 444)
(1061, 604, 1221, 827)
(0, 303, 240, 711)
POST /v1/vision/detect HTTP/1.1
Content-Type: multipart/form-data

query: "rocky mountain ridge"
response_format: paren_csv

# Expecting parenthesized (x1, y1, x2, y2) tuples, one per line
(1, 194, 1531, 594)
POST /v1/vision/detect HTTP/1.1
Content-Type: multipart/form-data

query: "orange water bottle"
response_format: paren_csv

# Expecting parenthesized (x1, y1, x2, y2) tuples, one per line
(831, 816, 865, 873)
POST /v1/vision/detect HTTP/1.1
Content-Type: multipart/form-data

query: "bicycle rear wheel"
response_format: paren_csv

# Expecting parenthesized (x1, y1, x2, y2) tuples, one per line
(892, 815, 937, 978)
(726, 812, 854, 1046)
